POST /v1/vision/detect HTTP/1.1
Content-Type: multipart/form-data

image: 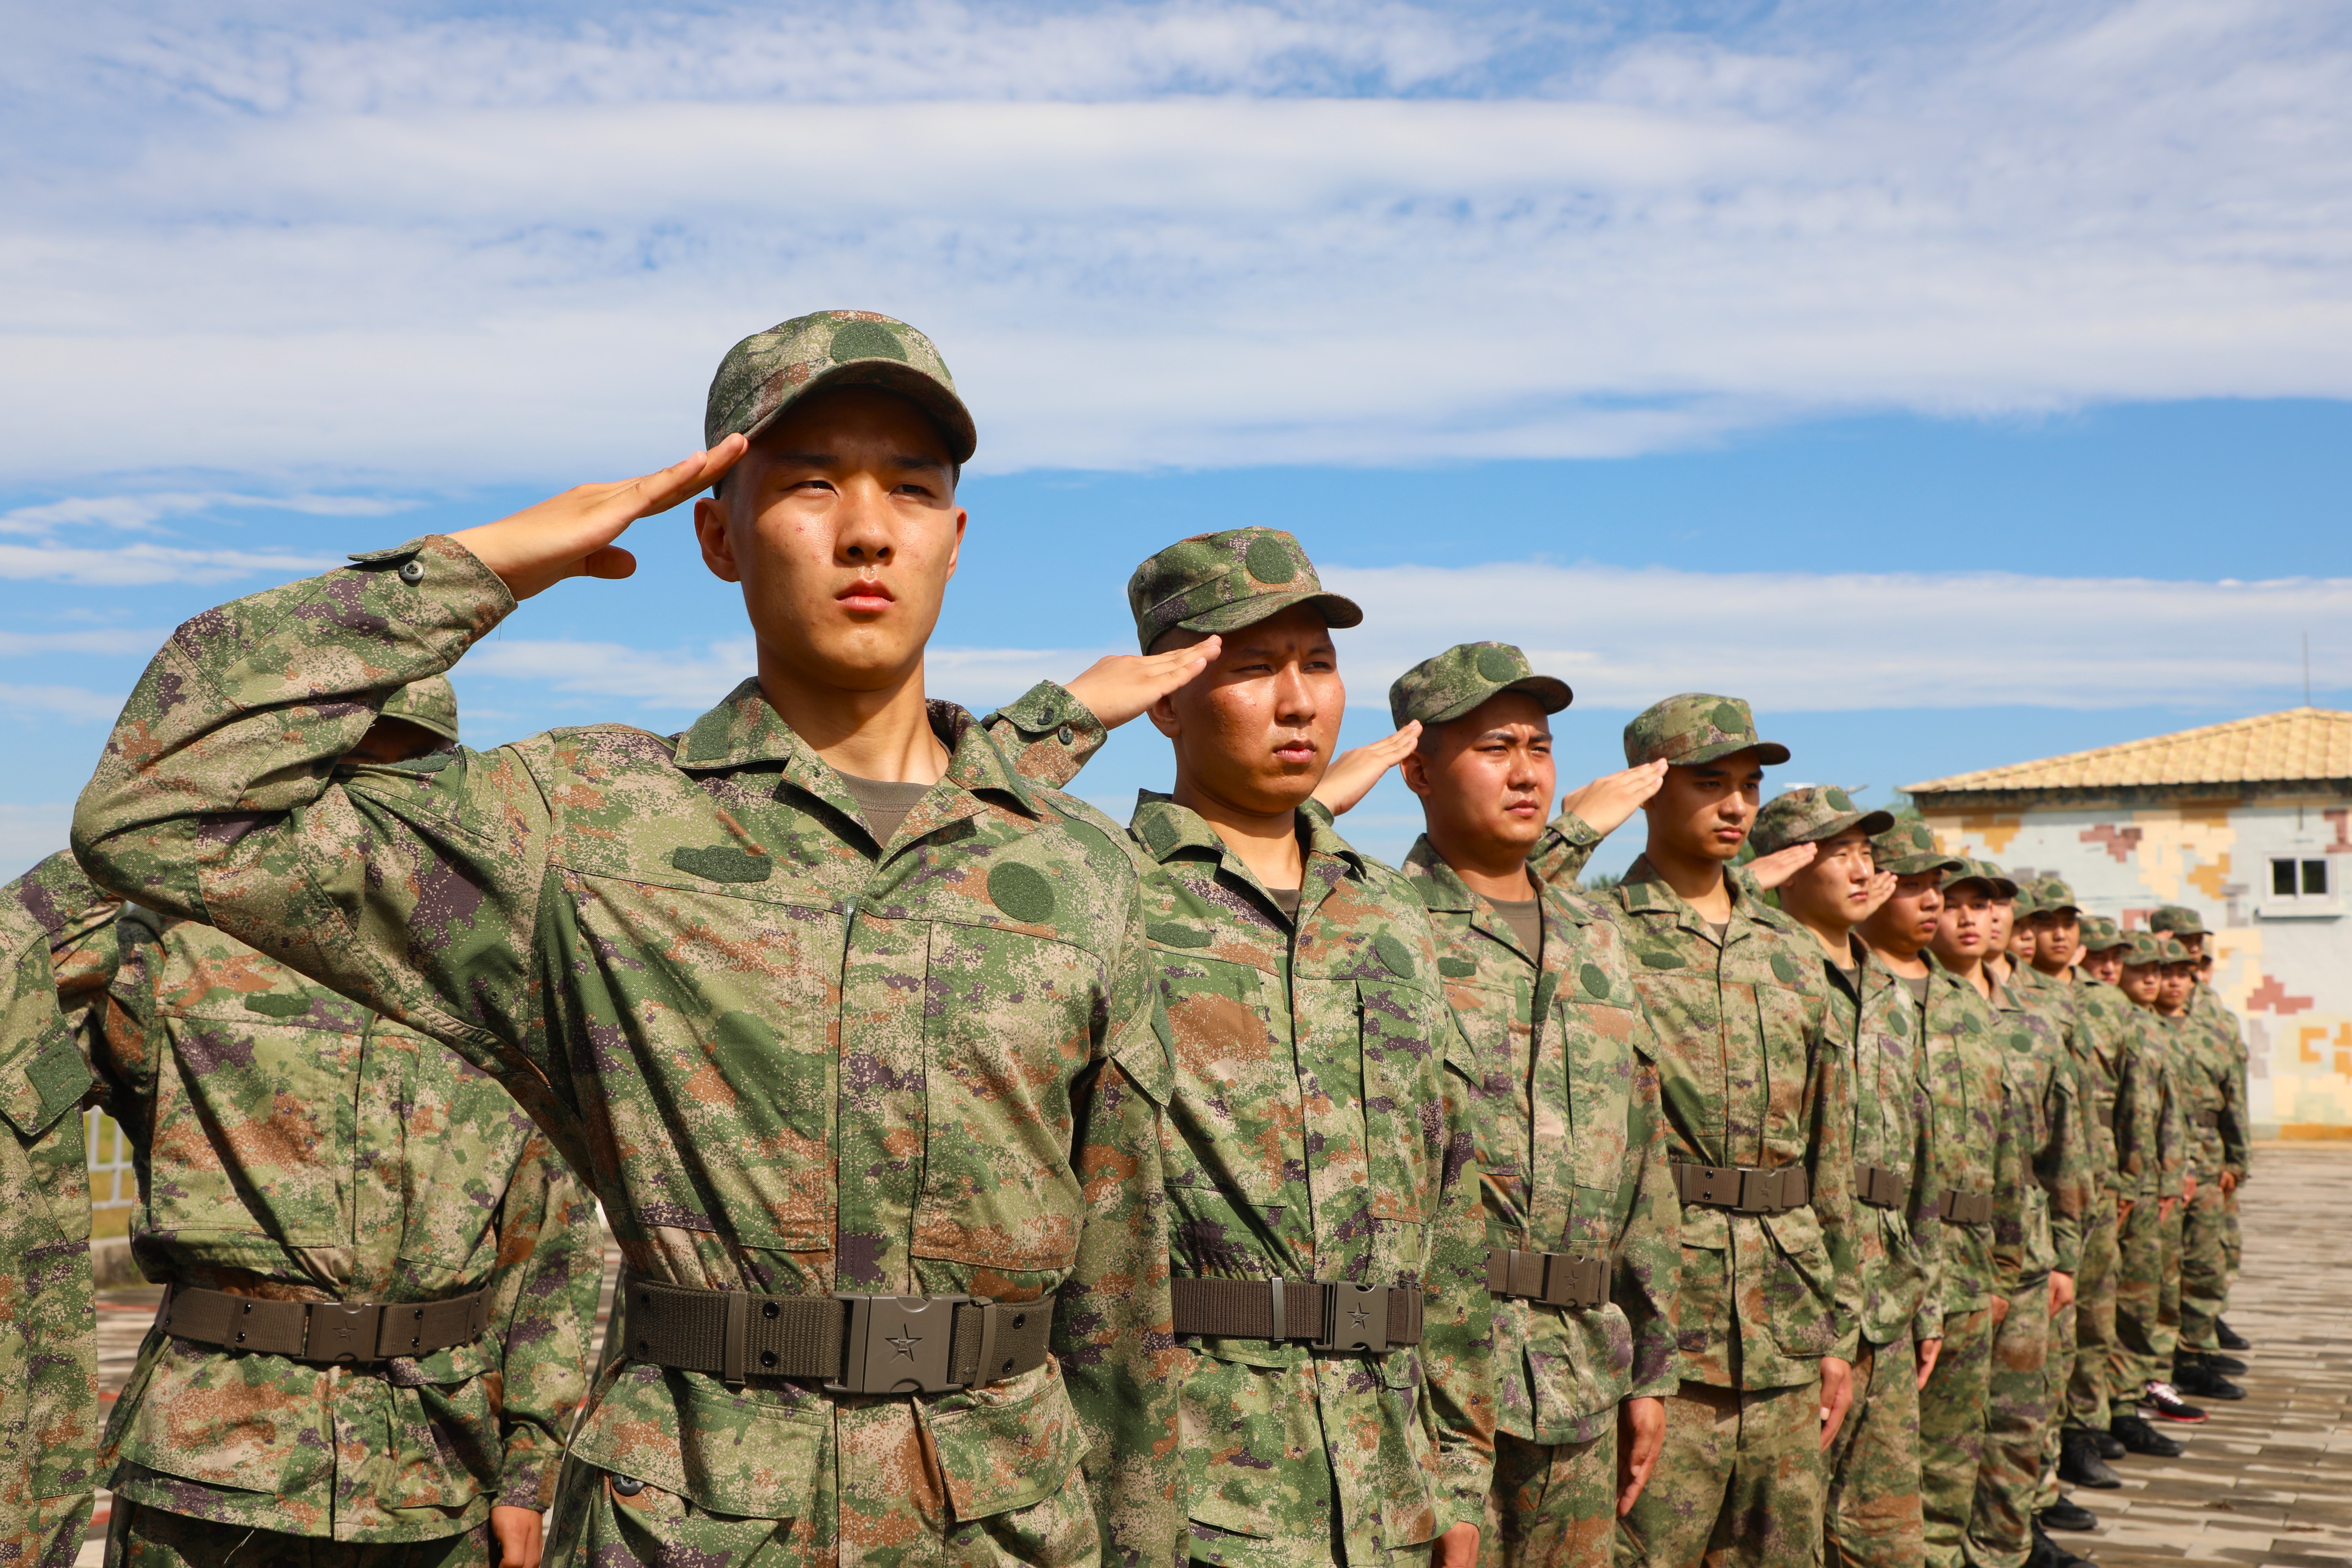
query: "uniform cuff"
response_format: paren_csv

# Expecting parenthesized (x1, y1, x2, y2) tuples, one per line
(980, 681, 1106, 791)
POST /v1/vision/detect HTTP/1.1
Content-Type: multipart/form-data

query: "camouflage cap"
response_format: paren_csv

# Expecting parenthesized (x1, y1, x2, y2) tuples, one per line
(2120, 931, 2165, 967)
(1749, 786, 1896, 857)
(2150, 904, 2208, 937)
(1870, 819, 1963, 877)
(2011, 881, 2043, 917)
(705, 310, 976, 464)
(1388, 642, 1572, 730)
(1623, 693, 1790, 768)
(1126, 528, 1363, 653)
(377, 676, 458, 745)
(2033, 876, 2080, 916)
(1943, 858, 2019, 899)
(2079, 915, 2127, 952)
(2156, 934, 2195, 964)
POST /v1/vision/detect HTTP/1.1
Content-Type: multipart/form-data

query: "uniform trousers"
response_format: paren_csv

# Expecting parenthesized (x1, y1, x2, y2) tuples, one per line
(1614, 1378, 1822, 1568)
(1968, 1280, 2051, 1568)
(1821, 1337, 1924, 1568)
(2177, 1181, 2230, 1356)
(1484, 1426, 1617, 1568)
(106, 1501, 491, 1568)
(1918, 1306, 1997, 1568)
(2063, 1200, 2119, 1436)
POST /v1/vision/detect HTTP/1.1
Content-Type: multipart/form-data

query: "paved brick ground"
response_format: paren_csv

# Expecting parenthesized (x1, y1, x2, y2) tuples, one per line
(2059, 1144, 2352, 1568)
(75, 1152, 2345, 1565)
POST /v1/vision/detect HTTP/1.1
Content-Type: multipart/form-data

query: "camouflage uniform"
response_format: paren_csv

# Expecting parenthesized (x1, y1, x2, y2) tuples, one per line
(1547, 697, 1859, 1568)
(0, 855, 119, 1568)
(2058, 918, 2134, 1441)
(1746, 792, 1936, 1568)
(2110, 937, 2188, 1398)
(1079, 537, 1493, 1567)
(73, 313, 1185, 1568)
(2160, 1006, 2232, 1360)
(2150, 910, 2248, 1317)
(1970, 917, 2088, 1568)
(1877, 838, 2027, 1568)
(1390, 644, 1675, 1568)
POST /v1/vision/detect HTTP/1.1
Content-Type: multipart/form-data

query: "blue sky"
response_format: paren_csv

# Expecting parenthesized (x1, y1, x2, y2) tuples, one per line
(5, 0, 2350, 877)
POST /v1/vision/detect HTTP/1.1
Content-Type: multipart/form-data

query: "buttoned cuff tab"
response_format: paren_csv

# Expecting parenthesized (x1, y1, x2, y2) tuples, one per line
(346, 537, 434, 567)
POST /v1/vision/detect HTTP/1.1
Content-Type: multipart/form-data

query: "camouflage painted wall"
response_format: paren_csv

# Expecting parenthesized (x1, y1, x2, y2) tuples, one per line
(1923, 796, 2352, 1134)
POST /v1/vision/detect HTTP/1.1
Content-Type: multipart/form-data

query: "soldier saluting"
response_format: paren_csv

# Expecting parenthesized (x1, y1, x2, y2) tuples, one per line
(74, 313, 1184, 1566)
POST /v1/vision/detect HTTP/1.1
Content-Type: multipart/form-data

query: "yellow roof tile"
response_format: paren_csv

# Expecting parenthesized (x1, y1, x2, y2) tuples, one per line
(1906, 707, 2352, 796)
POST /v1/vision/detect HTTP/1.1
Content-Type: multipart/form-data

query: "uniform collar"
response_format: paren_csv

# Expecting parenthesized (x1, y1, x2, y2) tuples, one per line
(671, 678, 1044, 829)
(1130, 792, 1367, 922)
(1616, 852, 1769, 944)
(1401, 833, 1587, 958)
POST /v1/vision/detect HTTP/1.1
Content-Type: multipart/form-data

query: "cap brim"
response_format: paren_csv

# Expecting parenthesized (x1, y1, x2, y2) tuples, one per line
(1883, 854, 1966, 875)
(1676, 736, 1794, 767)
(743, 360, 979, 464)
(1753, 807, 1898, 858)
(1425, 675, 1575, 726)
(1177, 589, 1365, 638)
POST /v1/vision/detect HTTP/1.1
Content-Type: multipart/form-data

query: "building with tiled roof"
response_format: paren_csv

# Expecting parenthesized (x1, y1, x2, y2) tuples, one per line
(1910, 707, 2352, 1137)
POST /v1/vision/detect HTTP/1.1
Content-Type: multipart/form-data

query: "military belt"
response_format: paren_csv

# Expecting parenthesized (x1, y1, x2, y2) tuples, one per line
(159, 1284, 493, 1366)
(1672, 1162, 1809, 1214)
(1854, 1163, 1909, 1210)
(2095, 1105, 2117, 1130)
(1941, 1189, 1995, 1227)
(2195, 1109, 2222, 1129)
(1486, 1248, 1609, 1310)
(619, 1275, 1051, 1393)
(1170, 1276, 1424, 1353)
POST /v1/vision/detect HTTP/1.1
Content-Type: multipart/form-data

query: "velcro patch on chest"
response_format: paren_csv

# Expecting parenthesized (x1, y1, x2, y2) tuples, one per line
(1373, 933, 1416, 979)
(241, 992, 309, 1018)
(987, 861, 1057, 924)
(670, 845, 773, 883)
(1770, 953, 1799, 984)
(1580, 963, 1613, 998)
(1638, 947, 1685, 969)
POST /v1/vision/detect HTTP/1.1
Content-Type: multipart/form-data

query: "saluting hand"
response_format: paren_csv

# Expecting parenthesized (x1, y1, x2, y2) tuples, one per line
(1745, 841, 1819, 891)
(451, 436, 749, 600)
(1557, 759, 1668, 838)
(1063, 638, 1222, 730)
(1312, 722, 1422, 815)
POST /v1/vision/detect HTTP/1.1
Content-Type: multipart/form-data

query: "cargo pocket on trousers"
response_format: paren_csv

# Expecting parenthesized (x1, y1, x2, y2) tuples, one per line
(920, 1355, 1091, 1524)
(1181, 1351, 1300, 1543)
(568, 1360, 827, 1523)
(1762, 1204, 1839, 1357)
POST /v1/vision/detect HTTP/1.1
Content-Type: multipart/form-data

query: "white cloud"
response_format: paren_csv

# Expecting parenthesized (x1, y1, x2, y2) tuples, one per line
(449, 565, 2351, 724)
(0, 683, 126, 723)
(0, 628, 163, 656)
(0, 491, 404, 537)
(461, 638, 758, 709)
(0, 804, 73, 884)
(0, 542, 334, 587)
(1318, 562, 2352, 712)
(2, 1, 2349, 482)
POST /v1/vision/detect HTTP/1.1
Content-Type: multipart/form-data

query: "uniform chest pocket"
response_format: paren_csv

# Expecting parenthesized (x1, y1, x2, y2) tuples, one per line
(1753, 983, 1820, 1158)
(912, 923, 1099, 1273)
(370, 1028, 535, 1273)
(1558, 999, 1636, 1193)
(151, 1013, 358, 1249)
(1358, 978, 1448, 1226)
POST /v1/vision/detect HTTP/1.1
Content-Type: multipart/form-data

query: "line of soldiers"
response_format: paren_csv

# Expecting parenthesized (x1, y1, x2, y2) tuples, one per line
(0, 307, 2253, 1568)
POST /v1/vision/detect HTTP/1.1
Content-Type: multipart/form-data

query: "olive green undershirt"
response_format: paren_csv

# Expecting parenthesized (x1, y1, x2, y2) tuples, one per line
(838, 772, 932, 846)
(1266, 886, 1302, 923)
(1487, 896, 1542, 958)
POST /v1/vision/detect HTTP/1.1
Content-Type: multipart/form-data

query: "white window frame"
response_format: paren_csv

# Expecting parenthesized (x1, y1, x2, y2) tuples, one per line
(2259, 852, 2344, 919)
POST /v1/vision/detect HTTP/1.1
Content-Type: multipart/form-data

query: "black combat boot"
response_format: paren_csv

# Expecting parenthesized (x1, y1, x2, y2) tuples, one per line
(2059, 1428, 2122, 1489)
(2041, 1495, 2101, 1532)
(2172, 1357, 2246, 1401)
(2110, 1411, 2184, 1456)
(2217, 1318, 2252, 1350)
